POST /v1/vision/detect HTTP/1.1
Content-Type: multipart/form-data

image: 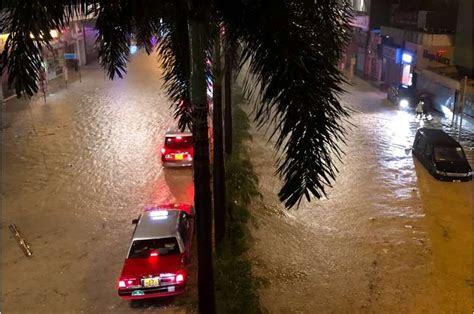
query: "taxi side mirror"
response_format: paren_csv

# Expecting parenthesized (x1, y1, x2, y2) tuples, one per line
(132, 218, 139, 225)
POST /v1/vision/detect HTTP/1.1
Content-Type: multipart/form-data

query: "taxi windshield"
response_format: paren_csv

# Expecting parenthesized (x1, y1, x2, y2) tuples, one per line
(434, 146, 465, 162)
(165, 136, 193, 149)
(129, 237, 180, 258)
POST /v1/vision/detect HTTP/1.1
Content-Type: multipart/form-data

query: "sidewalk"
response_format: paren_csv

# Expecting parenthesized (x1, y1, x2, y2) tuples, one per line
(349, 74, 474, 167)
(1, 62, 102, 131)
(349, 74, 474, 146)
(2, 62, 98, 104)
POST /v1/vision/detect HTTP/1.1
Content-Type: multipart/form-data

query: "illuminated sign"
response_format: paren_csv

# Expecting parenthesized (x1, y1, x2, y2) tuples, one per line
(402, 52, 413, 64)
(422, 49, 450, 65)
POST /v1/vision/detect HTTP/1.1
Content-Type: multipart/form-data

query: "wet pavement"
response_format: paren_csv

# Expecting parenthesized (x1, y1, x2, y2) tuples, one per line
(245, 75, 473, 313)
(1, 52, 196, 313)
(1, 51, 473, 314)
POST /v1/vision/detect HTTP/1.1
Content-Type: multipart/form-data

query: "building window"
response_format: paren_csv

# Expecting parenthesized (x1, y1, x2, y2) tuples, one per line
(351, 0, 368, 12)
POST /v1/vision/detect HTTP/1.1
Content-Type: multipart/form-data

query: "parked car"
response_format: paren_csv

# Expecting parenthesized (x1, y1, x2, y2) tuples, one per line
(387, 84, 418, 109)
(412, 128, 473, 182)
(161, 129, 193, 167)
(117, 204, 195, 300)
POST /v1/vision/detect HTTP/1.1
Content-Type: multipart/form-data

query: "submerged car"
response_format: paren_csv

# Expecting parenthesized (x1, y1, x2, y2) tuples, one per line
(412, 128, 473, 182)
(118, 204, 195, 300)
(161, 129, 193, 167)
(387, 84, 417, 109)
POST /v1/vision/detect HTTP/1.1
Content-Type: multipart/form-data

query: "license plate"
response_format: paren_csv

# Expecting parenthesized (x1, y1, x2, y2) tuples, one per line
(175, 154, 184, 160)
(143, 277, 160, 288)
(132, 290, 145, 296)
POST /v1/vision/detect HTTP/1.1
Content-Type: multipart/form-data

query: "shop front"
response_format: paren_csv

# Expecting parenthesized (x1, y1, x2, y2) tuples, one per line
(400, 50, 415, 86)
(365, 30, 383, 81)
(382, 45, 402, 87)
(356, 46, 366, 74)
(43, 40, 65, 81)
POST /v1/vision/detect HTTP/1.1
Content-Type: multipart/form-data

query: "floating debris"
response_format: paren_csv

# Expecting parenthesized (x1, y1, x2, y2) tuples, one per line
(9, 224, 33, 257)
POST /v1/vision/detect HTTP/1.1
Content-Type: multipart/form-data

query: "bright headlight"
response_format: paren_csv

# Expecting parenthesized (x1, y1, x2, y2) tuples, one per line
(399, 99, 409, 108)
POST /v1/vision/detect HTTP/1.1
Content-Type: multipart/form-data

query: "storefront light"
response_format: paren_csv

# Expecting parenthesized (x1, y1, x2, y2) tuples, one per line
(129, 45, 138, 54)
(50, 30, 59, 39)
(402, 53, 413, 64)
(29, 30, 59, 40)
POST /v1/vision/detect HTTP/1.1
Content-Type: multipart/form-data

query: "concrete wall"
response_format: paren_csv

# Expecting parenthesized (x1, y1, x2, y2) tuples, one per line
(405, 42, 455, 69)
(453, 0, 473, 73)
(368, 0, 393, 30)
(403, 30, 454, 46)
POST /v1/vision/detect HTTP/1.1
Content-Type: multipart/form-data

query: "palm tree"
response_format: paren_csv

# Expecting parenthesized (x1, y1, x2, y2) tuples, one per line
(212, 32, 226, 246)
(1, 0, 352, 312)
(224, 37, 233, 155)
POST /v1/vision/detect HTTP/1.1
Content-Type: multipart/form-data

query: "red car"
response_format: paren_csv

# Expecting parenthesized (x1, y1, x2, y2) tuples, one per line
(161, 130, 193, 167)
(118, 204, 194, 300)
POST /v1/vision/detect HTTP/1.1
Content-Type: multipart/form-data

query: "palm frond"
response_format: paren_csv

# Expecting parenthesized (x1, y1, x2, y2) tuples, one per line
(129, 1, 164, 54)
(0, 0, 75, 97)
(220, 0, 353, 208)
(157, 16, 193, 130)
(95, 0, 132, 79)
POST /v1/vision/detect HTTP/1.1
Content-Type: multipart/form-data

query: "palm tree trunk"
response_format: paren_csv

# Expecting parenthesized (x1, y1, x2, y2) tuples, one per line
(212, 36, 226, 246)
(224, 39, 233, 155)
(188, 17, 216, 314)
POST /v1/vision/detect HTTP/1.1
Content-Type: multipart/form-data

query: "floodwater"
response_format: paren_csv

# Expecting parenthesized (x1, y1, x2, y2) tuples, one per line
(245, 76, 473, 312)
(1, 50, 473, 313)
(1, 52, 195, 313)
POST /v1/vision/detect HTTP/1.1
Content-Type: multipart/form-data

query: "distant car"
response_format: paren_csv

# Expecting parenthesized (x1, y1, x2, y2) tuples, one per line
(117, 204, 195, 300)
(161, 129, 193, 167)
(412, 128, 473, 182)
(387, 84, 417, 109)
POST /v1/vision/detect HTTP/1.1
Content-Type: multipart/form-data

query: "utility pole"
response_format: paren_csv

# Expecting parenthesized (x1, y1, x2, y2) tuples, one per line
(458, 76, 468, 130)
(39, 69, 48, 103)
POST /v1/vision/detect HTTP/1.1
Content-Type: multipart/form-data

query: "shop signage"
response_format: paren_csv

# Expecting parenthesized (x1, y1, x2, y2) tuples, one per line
(349, 15, 369, 31)
(64, 53, 77, 60)
(383, 46, 401, 63)
(422, 49, 450, 65)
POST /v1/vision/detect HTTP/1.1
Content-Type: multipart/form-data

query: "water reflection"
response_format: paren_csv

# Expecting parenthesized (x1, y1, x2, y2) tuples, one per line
(413, 158, 473, 310)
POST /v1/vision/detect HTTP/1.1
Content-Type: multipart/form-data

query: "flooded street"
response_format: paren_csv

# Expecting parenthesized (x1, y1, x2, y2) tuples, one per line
(1, 49, 473, 313)
(247, 76, 473, 312)
(1, 52, 195, 313)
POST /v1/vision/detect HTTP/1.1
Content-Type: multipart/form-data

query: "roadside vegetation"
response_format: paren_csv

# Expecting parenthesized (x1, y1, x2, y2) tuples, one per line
(215, 87, 263, 314)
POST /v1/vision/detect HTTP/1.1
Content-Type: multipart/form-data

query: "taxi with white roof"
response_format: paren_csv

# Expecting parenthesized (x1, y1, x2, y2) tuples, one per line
(117, 204, 194, 300)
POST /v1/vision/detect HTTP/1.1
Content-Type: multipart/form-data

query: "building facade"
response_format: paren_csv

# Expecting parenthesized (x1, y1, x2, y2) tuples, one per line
(342, 0, 473, 119)
(1, 20, 88, 100)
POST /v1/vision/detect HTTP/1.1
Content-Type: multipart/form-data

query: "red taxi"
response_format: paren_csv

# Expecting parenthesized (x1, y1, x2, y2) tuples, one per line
(117, 204, 194, 300)
(161, 130, 193, 167)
